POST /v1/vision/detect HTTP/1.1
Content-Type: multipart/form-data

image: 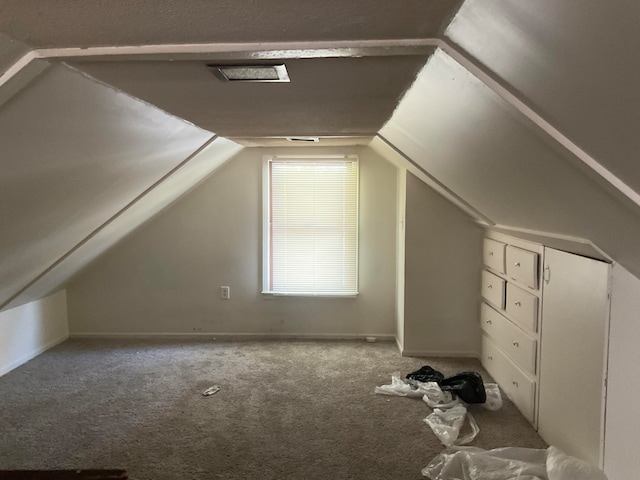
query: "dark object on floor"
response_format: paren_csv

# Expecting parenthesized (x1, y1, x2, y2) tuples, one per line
(0, 470, 128, 480)
(406, 366, 445, 384)
(406, 366, 487, 404)
(440, 372, 487, 404)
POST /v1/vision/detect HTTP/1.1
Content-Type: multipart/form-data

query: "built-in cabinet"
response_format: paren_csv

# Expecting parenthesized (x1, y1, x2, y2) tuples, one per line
(480, 232, 610, 467)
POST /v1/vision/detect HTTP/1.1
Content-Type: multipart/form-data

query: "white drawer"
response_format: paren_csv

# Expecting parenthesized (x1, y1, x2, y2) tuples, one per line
(483, 238, 506, 273)
(481, 270, 506, 309)
(481, 303, 537, 375)
(506, 245, 539, 289)
(505, 284, 539, 332)
(482, 335, 536, 424)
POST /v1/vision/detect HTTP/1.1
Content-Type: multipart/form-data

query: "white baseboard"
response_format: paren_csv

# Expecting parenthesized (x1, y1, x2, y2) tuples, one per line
(401, 349, 480, 358)
(70, 332, 396, 342)
(0, 333, 68, 378)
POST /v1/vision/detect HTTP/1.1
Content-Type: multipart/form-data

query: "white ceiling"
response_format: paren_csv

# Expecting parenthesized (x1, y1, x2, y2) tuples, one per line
(0, 0, 462, 47)
(0, 0, 463, 140)
(446, 0, 640, 197)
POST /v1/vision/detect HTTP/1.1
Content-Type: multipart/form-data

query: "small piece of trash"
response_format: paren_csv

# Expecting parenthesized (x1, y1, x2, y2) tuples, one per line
(202, 385, 220, 396)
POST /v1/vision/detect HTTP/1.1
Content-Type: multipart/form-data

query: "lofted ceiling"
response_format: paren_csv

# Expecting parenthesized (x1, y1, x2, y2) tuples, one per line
(1, 0, 640, 311)
(0, 0, 462, 141)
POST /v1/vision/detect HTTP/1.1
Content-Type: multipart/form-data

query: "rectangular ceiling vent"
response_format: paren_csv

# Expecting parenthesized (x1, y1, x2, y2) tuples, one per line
(286, 137, 320, 143)
(209, 64, 290, 83)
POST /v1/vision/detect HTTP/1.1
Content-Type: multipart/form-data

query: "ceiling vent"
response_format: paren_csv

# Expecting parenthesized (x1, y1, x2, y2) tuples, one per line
(209, 64, 290, 83)
(286, 137, 320, 143)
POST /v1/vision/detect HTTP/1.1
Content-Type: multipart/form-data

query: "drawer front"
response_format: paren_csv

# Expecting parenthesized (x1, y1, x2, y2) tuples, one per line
(481, 303, 537, 375)
(505, 284, 539, 332)
(506, 245, 539, 289)
(482, 335, 536, 424)
(481, 270, 506, 309)
(483, 238, 506, 273)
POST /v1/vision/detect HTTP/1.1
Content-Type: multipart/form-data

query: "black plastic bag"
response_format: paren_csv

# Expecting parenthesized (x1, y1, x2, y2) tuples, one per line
(440, 372, 487, 404)
(406, 365, 445, 384)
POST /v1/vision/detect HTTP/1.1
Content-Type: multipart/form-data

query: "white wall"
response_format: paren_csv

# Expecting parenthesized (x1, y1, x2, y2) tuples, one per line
(68, 146, 397, 338)
(604, 265, 640, 480)
(0, 290, 68, 377)
(403, 172, 482, 356)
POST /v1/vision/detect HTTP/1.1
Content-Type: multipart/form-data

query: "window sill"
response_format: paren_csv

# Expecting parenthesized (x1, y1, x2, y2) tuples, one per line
(262, 291, 358, 299)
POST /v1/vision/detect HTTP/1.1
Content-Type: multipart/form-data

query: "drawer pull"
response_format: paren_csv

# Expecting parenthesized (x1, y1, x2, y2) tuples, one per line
(512, 381, 519, 388)
(487, 284, 493, 289)
(487, 356, 493, 361)
(512, 341, 519, 347)
(489, 251, 494, 256)
(514, 301, 522, 307)
(514, 262, 521, 267)
(485, 320, 492, 325)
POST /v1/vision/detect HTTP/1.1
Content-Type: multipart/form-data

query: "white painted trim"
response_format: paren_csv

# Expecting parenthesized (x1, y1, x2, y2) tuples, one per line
(0, 333, 68, 378)
(395, 336, 403, 353)
(401, 349, 480, 358)
(0, 50, 38, 89)
(69, 332, 397, 342)
(491, 224, 612, 261)
(34, 39, 439, 61)
(438, 40, 640, 211)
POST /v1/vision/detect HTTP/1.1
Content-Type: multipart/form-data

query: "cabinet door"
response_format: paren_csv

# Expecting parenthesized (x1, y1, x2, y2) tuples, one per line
(538, 248, 610, 467)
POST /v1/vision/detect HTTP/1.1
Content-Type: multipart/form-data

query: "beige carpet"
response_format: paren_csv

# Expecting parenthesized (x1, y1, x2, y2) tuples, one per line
(0, 339, 546, 479)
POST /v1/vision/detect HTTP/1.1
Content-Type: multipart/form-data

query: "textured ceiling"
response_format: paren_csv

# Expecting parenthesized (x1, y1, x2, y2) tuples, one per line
(0, 0, 462, 47)
(0, 1, 460, 140)
(71, 55, 432, 137)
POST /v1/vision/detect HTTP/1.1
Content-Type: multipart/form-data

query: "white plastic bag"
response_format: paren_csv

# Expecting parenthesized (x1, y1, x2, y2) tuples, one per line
(423, 404, 479, 447)
(375, 373, 444, 398)
(421, 383, 459, 409)
(421, 446, 608, 480)
(546, 446, 607, 480)
(374, 372, 426, 397)
(482, 383, 503, 411)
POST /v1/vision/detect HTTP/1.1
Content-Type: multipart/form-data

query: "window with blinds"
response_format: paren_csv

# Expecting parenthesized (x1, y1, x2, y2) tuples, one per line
(263, 155, 359, 296)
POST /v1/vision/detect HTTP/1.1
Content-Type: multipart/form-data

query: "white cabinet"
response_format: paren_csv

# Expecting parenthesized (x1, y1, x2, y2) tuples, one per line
(480, 234, 610, 467)
(537, 248, 610, 466)
(481, 234, 541, 424)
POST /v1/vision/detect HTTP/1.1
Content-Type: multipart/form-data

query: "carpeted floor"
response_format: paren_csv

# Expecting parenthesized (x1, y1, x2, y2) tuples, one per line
(0, 339, 546, 479)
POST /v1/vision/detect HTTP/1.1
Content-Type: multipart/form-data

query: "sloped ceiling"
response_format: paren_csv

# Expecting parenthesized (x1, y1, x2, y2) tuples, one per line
(446, 0, 640, 195)
(380, 0, 640, 275)
(0, 44, 241, 311)
(2, 0, 640, 310)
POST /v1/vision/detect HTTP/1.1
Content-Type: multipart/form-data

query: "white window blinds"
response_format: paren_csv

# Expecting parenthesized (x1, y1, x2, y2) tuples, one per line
(264, 156, 359, 295)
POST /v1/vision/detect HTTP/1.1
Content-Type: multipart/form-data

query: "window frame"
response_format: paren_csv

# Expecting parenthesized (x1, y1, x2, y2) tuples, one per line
(262, 154, 359, 297)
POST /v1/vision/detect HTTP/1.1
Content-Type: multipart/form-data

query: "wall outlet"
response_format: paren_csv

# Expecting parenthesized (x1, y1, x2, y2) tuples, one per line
(220, 286, 230, 299)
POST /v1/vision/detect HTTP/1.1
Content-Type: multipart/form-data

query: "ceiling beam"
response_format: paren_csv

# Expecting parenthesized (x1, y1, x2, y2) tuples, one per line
(34, 39, 439, 62)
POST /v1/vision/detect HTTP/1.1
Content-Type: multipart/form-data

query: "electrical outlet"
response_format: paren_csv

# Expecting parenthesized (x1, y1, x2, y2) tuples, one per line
(220, 286, 230, 299)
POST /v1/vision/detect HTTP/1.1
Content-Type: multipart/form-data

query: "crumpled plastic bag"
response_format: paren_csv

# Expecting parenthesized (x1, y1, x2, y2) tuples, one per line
(424, 404, 479, 447)
(422, 382, 458, 409)
(422, 446, 607, 480)
(374, 372, 433, 397)
(375, 373, 500, 447)
(482, 383, 503, 411)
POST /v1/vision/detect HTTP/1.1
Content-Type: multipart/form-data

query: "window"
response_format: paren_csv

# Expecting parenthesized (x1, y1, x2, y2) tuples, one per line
(263, 155, 359, 296)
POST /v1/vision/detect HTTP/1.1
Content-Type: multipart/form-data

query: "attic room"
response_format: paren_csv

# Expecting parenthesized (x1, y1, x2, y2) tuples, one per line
(0, 1, 638, 479)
